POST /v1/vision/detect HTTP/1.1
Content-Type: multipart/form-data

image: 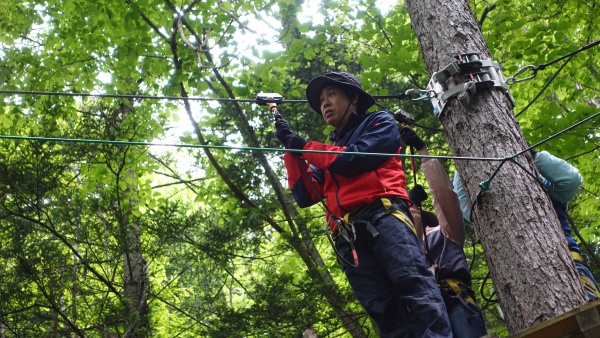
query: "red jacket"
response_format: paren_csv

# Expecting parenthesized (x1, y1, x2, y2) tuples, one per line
(283, 111, 409, 228)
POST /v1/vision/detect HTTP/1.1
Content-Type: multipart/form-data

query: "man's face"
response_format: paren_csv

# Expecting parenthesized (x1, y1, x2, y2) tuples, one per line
(319, 86, 357, 128)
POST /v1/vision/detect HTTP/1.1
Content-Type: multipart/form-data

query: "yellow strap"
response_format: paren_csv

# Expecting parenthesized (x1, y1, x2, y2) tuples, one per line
(444, 278, 477, 306)
(580, 275, 600, 298)
(569, 252, 600, 298)
(381, 198, 417, 235)
(571, 251, 584, 262)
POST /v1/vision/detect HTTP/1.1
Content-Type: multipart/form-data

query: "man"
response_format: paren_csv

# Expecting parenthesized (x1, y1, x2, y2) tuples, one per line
(401, 127, 487, 338)
(453, 150, 600, 301)
(275, 72, 452, 337)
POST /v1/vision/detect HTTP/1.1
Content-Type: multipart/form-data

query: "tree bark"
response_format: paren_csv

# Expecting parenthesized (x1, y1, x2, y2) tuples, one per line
(405, 0, 586, 333)
(116, 93, 149, 337)
(122, 168, 150, 338)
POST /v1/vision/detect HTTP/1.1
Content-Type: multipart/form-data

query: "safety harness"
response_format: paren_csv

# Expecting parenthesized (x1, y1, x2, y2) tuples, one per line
(439, 278, 477, 306)
(326, 197, 416, 268)
(571, 251, 600, 298)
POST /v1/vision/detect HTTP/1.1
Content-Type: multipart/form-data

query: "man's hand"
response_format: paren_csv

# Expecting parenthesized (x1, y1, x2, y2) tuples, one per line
(275, 120, 307, 150)
(285, 134, 307, 150)
(408, 184, 428, 207)
(400, 127, 426, 151)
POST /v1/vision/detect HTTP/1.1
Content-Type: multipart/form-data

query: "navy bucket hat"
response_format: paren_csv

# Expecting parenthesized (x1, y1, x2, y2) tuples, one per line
(306, 72, 375, 115)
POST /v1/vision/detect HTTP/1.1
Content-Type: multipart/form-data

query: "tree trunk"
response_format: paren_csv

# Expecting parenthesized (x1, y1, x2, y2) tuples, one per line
(115, 95, 149, 337)
(405, 0, 587, 333)
(169, 6, 369, 335)
(122, 170, 150, 338)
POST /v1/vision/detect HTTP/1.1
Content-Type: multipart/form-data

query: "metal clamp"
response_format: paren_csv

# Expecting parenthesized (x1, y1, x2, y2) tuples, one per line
(427, 53, 515, 118)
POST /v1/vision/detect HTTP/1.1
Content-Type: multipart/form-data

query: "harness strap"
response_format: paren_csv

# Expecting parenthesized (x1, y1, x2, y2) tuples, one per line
(571, 251, 600, 298)
(343, 198, 416, 238)
(381, 198, 417, 236)
(571, 251, 584, 262)
(440, 278, 477, 306)
(344, 210, 383, 238)
(580, 275, 600, 298)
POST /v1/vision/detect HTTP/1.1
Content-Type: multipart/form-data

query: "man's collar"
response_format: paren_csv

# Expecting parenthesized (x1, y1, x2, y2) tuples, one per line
(330, 112, 367, 140)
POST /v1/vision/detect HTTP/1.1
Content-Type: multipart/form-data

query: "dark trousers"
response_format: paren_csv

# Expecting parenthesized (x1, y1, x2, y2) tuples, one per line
(336, 200, 452, 338)
(441, 287, 487, 338)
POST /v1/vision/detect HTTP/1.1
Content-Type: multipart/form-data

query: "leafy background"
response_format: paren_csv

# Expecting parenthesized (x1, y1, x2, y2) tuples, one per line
(0, 0, 598, 336)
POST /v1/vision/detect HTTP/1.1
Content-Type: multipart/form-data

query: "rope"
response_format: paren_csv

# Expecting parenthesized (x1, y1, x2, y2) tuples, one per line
(1, 38, 596, 115)
(0, 90, 306, 103)
(534, 39, 600, 71)
(507, 38, 600, 84)
(464, 107, 600, 222)
(514, 55, 574, 118)
(518, 109, 600, 156)
(467, 159, 508, 223)
(0, 134, 507, 161)
(0, 105, 597, 164)
(0, 90, 417, 103)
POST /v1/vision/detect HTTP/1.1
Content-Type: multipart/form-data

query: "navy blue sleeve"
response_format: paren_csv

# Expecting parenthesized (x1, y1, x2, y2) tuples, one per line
(290, 165, 326, 208)
(329, 111, 400, 177)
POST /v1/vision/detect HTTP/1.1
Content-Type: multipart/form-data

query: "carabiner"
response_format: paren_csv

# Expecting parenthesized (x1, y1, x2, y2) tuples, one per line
(506, 65, 538, 85)
(336, 219, 356, 242)
(405, 89, 432, 101)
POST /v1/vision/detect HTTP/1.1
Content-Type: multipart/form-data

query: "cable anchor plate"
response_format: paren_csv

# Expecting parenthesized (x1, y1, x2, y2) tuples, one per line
(427, 53, 515, 118)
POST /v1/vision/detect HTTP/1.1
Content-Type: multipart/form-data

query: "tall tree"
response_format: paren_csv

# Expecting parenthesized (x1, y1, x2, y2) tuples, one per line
(2, 0, 599, 336)
(405, 0, 587, 333)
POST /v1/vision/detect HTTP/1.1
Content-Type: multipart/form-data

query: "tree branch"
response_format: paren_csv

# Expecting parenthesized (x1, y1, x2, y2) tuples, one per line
(479, 4, 497, 26)
(564, 145, 600, 161)
(216, 0, 257, 34)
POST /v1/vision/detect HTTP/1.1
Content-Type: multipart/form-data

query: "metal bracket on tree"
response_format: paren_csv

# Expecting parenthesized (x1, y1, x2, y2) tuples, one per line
(426, 53, 515, 118)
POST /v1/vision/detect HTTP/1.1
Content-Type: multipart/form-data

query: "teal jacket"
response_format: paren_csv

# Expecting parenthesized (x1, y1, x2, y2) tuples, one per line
(452, 150, 582, 222)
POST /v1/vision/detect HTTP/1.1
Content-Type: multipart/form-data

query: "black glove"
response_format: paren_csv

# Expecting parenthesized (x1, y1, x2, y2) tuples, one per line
(530, 148, 537, 157)
(527, 142, 537, 157)
(275, 119, 307, 150)
(285, 134, 307, 150)
(408, 184, 428, 208)
(400, 127, 426, 151)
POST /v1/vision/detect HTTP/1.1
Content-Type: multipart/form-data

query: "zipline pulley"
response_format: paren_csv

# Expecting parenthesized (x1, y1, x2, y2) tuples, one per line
(257, 92, 283, 120)
(426, 53, 515, 118)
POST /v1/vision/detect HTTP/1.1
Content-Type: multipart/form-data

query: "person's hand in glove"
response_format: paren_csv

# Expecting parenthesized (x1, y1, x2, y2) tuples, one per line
(400, 127, 426, 151)
(408, 184, 428, 208)
(275, 119, 307, 150)
(526, 142, 537, 157)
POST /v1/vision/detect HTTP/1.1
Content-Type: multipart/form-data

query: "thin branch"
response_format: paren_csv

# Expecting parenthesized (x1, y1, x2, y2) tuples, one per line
(5, 210, 121, 296)
(147, 263, 196, 305)
(479, 4, 497, 26)
(564, 145, 600, 161)
(150, 155, 201, 193)
(216, 0, 257, 34)
(137, 10, 169, 41)
(177, 16, 209, 69)
(17, 255, 86, 337)
(364, 12, 393, 48)
(150, 293, 211, 329)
